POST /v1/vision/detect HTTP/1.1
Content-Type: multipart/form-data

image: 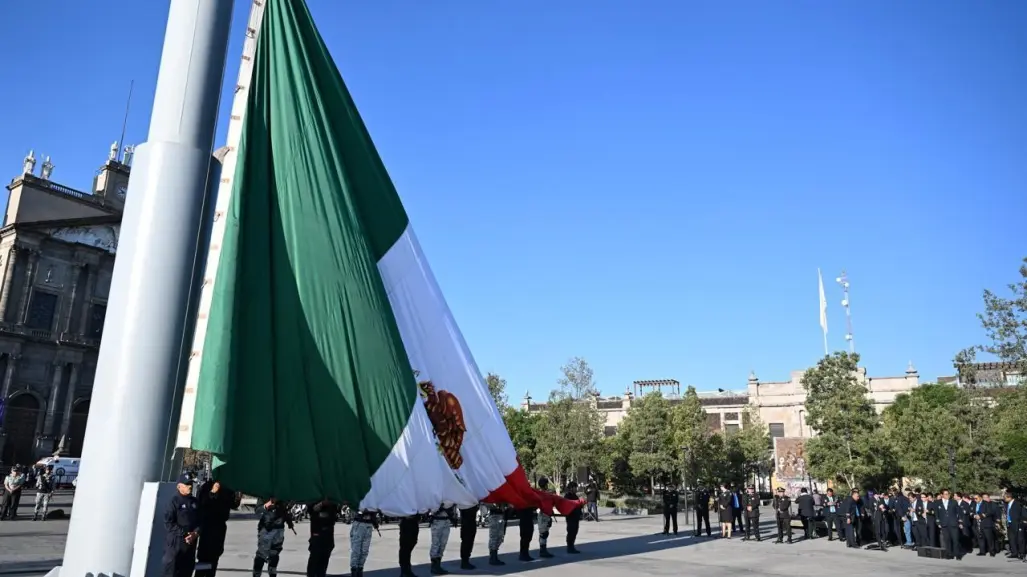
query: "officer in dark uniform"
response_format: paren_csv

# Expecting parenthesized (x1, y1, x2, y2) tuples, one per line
(398, 514, 421, 577)
(517, 506, 536, 562)
(563, 481, 582, 553)
(306, 499, 340, 577)
(694, 487, 711, 537)
(662, 483, 679, 535)
(773, 487, 792, 544)
(164, 474, 200, 577)
(743, 486, 761, 541)
(872, 492, 889, 551)
(458, 506, 478, 570)
(195, 479, 238, 577)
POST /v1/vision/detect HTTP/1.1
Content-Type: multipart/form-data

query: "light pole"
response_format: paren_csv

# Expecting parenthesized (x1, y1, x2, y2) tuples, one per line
(835, 271, 855, 353)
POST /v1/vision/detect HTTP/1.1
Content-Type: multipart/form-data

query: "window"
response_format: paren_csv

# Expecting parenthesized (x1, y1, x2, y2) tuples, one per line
(768, 423, 785, 438)
(724, 412, 739, 421)
(725, 423, 740, 434)
(25, 291, 58, 330)
(88, 304, 107, 337)
(706, 413, 722, 431)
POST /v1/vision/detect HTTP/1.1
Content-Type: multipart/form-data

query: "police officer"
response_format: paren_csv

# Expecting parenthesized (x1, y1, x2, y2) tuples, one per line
(195, 479, 238, 577)
(536, 477, 556, 558)
(773, 487, 792, 544)
(486, 503, 508, 565)
(429, 503, 457, 575)
(662, 482, 679, 535)
(398, 514, 421, 577)
(517, 505, 536, 562)
(163, 474, 200, 577)
(563, 481, 583, 553)
(306, 499, 339, 577)
(694, 486, 712, 537)
(349, 509, 379, 577)
(743, 486, 761, 542)
(458, 505, 478, 570)
(872, 492, 889, 551)
(32, 465, 55, 521)
(253, 498, 295, 577)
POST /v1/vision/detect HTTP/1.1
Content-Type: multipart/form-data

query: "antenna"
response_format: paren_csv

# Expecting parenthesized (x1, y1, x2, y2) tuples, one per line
(835, 270, 854, 353)
(117, 80, 134, 162)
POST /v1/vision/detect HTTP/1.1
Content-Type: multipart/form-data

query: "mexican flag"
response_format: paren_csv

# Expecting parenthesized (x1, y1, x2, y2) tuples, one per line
(190, 0, 579, 517)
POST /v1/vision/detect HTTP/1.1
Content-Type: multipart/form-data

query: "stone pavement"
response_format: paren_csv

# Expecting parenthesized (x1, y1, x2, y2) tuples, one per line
(1, 501, 1025, 576)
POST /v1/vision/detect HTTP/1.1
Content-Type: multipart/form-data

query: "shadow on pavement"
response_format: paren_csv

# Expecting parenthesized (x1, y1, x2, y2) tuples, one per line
(0, 559, 62, 576)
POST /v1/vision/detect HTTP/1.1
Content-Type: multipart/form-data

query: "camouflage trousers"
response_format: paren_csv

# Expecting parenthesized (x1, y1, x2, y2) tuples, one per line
(256, 528, 285, 563)
(429, 519, 451, 559)
(537, 513, 553, 547)
(349, 521, 373, 568)
(488, 514, 506, 552)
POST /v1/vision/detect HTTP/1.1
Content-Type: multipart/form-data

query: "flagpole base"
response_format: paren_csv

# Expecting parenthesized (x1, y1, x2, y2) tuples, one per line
(131, 483, 180, 577)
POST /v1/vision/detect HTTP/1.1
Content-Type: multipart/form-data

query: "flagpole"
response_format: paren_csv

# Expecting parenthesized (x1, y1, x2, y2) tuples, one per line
(60, 0, 234, 575)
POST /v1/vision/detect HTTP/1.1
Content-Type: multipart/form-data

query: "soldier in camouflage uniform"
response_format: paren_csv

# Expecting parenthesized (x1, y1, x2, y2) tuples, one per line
(487, 503, 508, 566)
(349, 510, 379, 577)
(536, 477, 555, 558)
(253, 498, 294, 577)
(429, 504, 458, 575)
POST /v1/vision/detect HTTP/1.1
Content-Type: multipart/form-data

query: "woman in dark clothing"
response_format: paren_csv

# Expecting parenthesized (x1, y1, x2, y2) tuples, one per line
(718, 486, 734, 538)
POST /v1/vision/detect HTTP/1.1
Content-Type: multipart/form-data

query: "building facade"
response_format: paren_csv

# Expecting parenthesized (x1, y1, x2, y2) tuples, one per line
(0, 149, 128, 465)
(522, 363, 922, 442)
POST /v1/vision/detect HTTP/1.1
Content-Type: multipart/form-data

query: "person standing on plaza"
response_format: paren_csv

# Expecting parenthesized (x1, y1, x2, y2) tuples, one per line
(1004, 491, 1024, 560)
(195, 479, 238, 577)
(717, 485, 734, 539)
(163, 474, 200, 577)
(694, 487, 711, 538)
(305, 499, 339, 577)
(253, 497, 295, 577)
(935, 489, 962, 560)
(661, 481, 679, 535)
(535, 477, 556, 558)
(743, 486, 761, 542)
(584, 478, 600, 522)
(822, 488, 839, 542)
(517, 505, 536, 562)
(398, 514, 422, 577)
(2, 466, 25, 520)
(796, 488, 815, 540)
(349, 509, 378, 577)
(428, 503, 457, 575)
(457, 505, 478, 570)
(486, 503, 508, 566)
(32, 465, 55, 521)
(772, 487, 792, 544)
(563, 481, 583, 553)
(973, 493, 996, 556)
(845, 490, 864, 548)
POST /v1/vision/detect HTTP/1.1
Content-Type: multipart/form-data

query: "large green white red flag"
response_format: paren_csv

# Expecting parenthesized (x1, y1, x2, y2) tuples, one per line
(187, 0, 578, 516)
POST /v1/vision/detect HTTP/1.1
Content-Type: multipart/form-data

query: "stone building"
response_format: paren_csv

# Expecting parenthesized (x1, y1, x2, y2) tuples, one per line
(0, 148, 128, 465)
(521, 363, 922, 442)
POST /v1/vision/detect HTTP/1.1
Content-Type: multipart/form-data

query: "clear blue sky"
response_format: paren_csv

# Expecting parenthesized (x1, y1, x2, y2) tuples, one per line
(1, 1, 1024, 399)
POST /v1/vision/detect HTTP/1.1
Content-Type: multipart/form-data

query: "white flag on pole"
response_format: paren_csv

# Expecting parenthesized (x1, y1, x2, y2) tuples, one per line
(818, 268, 828, 354)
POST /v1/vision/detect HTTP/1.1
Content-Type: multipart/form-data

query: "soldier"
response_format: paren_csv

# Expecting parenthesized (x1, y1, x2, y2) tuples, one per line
(429, 504, 458, 575)
(305, 499, 339, 577)
(32, 465, 55, 521)
(195, 479, 238, 577)
(773, 487, 792, 544)
(458, 505, 478, 570)
(517, 506, 536, 562)
(486, 503, 508, 565)
(694, 486, 712, 537)
(743, 486, 761, 542)
(398, 515, 421, 577)
(163, 474, 200, 577)
(253, 498, 295, 577)
(662, 483, 679, 535)
(563, 481, 583, 553)
(350, 509, 378, 577)
(536, 477, 556, 558)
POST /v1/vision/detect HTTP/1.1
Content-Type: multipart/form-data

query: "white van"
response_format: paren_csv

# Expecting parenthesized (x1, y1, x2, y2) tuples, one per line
(35, 457, 81, 488)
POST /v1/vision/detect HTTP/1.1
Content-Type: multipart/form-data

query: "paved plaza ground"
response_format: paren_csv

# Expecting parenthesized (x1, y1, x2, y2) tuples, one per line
(0, 493, 1024, 576)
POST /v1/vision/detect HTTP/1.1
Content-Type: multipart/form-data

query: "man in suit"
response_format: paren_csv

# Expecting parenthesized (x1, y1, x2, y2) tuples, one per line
(822, 488, 840, 542)
(892, 489, 911, 548)
(844, 490, 863, 549)
(973, 493, 997, 556)
(694, 487, 711, 538)
(1004, 491, 1025, 560)
(935, 489, 962, 559)
(796, 488, 816, 540)
(923, 492, 938, 548)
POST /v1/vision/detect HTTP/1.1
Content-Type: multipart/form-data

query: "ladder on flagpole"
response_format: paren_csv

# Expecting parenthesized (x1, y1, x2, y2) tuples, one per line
(175, 0, 267, 449)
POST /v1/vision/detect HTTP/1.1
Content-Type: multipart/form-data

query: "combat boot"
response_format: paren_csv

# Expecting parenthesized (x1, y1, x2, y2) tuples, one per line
(538, 545, 554, 558)
(567, 544, 581, 554)
(459, 558, 475, 570)
(252, 557, 265, 577)
(429, 558, 449, 575)
(518, 548, 534, 562)
(488, 551, 505, 566)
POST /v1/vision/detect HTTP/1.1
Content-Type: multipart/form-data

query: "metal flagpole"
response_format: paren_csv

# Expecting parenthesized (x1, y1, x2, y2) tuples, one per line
(60, 0, 235, 575)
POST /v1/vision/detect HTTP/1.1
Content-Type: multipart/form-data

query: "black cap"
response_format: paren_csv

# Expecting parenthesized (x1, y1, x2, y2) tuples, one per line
(177, 474, 194, 485)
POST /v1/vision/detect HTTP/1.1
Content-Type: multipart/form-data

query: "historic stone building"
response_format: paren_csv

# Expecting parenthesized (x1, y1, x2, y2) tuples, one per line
(0, 148, 128, 465)
(521, 363, 922, 442)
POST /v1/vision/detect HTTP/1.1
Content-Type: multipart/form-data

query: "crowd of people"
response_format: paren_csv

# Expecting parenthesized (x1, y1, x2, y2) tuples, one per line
(661, 483, 1027, 563)
(1, 463, 57, 521)
(162, 474, 588, 577)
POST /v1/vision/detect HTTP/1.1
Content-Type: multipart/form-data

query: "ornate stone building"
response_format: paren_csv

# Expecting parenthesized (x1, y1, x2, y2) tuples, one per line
(522, 363, 922, 441)
(0, 148, 128, 465)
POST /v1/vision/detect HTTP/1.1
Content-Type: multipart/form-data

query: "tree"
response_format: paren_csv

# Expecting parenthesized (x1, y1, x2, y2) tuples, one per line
(976, 257, 1027, 373)
(729, 407, 772, 488)
(502, 406, 540, 474)
(485, 372, 509, 411)
(557, 357, 597, 399)
(670, 386, 715, 489)
(992, 388, 1027, 489)
(533, 392, 604, 485)
(620, 392, 675, 491)
(802, 352, 898, 489)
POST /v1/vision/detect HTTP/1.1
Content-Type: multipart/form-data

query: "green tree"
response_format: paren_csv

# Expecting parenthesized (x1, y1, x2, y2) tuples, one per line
(485, 372, 509, 411)
(992, 388, 1027, 489)
(620, 392, 675, 491)
(557, 357, 597, 399)
(597, 423, 641, 494)
(975, 257, 1027, 373)
(502, 406, 539, 474)
(533, 392, 605, 485)
(670, 386, 715, 489)
(802, 352, 897, 489)
(729, 407, 772, 487)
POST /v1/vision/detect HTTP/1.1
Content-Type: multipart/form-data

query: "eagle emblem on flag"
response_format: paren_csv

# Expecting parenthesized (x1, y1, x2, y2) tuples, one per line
(418, 379, 466, 469)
